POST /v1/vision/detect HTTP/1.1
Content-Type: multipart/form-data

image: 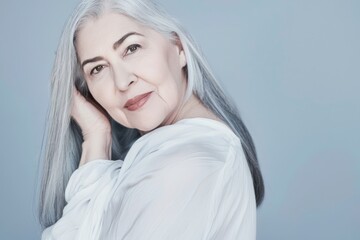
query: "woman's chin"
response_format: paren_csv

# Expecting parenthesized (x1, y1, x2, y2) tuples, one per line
(129, 117, 164, 133)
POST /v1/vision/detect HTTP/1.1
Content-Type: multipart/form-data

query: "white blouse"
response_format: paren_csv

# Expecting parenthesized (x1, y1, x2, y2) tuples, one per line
(42, 118, 256, 240)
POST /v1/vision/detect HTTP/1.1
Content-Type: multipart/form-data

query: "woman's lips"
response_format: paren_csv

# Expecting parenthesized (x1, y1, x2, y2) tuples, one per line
(124, 92, 152, 111)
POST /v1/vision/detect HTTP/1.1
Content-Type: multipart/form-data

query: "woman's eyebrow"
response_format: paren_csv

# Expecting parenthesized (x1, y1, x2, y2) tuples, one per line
(81, 31, 144, 69)
(113, 32, 144, 50)
(81, 56, 104, 70)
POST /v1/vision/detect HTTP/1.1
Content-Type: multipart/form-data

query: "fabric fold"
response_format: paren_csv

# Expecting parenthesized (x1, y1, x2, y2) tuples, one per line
(42, 118, 256, 240)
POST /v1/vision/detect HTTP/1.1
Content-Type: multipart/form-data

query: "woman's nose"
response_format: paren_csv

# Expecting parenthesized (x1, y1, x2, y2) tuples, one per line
(113, 65, 137, 91)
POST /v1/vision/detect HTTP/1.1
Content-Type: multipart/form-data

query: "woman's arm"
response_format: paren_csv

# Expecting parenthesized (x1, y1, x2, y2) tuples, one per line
(41, 159, 123, 240)
(79, 132, 112, 166)
(71, 89, 112, 166)
(99, 135, 256, 240)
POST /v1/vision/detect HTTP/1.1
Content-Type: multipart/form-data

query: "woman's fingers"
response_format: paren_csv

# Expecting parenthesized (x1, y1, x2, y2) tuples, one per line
(71, 88, 111, 139)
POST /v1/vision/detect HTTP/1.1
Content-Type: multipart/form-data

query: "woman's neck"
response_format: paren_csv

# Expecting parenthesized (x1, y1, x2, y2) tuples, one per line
(170, 93, 222, 124)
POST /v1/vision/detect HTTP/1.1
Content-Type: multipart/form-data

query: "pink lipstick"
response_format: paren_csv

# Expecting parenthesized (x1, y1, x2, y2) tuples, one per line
(124, 92, 152, 111)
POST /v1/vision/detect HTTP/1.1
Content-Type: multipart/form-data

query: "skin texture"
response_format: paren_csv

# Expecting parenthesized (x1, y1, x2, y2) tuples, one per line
(72, 12, 220, 165)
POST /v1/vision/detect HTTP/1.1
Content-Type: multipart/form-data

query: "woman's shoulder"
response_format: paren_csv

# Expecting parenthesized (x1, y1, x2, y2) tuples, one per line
(122, 117, 242, 172)
(135, 117, 239, 151)
(147, 117, 238, 143)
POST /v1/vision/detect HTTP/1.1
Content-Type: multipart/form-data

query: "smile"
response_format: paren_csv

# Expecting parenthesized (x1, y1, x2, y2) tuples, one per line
(124, 92, 152, 111)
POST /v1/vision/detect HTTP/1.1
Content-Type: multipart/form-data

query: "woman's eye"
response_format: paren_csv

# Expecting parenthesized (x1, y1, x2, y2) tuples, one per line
(90, 65, 104, 75)
(125, 44, 141, 56)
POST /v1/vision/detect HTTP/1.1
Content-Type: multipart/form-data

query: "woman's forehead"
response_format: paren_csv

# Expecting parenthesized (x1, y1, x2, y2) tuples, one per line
(77, 12, 145, 39)
(75, 13, 148, 58)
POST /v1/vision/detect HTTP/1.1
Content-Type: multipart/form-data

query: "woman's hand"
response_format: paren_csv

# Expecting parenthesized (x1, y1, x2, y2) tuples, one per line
(71, 89, 112, 166)
(71, 89, 111, 139)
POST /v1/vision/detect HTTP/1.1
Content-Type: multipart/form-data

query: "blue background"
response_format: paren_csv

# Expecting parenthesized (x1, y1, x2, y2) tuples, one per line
(0, 0, 359, 239)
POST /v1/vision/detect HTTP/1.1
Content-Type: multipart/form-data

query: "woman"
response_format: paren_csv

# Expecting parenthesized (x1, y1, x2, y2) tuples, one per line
(39, 0, 264, 239)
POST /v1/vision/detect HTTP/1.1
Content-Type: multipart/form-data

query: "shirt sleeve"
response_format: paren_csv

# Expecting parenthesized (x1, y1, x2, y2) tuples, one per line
(100, 140, 243, 240)
(41, 159, 123, 240)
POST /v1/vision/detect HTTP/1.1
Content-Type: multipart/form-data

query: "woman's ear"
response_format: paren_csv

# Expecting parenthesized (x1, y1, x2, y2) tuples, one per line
(172, 32, 187, 68)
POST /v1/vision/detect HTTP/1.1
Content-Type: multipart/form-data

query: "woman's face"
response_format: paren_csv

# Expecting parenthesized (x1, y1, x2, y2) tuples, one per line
(76, 12, 187, 132)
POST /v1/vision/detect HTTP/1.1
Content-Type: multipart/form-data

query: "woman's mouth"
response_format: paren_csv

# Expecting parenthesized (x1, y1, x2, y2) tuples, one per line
(124, 92, 152, 111)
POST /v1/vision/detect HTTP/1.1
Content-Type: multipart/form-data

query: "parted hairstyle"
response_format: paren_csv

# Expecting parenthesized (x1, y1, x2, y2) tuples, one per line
(38, 0, 265, 228)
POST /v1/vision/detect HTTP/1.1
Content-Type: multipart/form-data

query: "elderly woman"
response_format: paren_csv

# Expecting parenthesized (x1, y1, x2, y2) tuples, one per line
(38, 0, 264, 239)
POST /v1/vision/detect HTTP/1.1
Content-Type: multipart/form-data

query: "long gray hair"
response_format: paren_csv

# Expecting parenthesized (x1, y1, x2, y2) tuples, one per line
(38, 0, 264, 229)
